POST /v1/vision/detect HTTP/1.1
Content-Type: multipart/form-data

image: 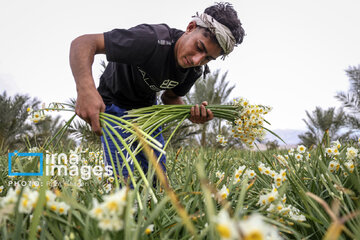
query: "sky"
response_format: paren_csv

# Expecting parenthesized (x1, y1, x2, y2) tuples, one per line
(1, 0, 359, 131)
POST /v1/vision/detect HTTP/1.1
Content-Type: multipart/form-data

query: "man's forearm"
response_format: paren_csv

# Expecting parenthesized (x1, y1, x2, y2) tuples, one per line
(70, 35, 98, 92)
(161, 90, 185, 105)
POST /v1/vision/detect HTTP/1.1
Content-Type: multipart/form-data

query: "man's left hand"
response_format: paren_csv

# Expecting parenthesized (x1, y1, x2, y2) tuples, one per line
(189, 101, 214, 124)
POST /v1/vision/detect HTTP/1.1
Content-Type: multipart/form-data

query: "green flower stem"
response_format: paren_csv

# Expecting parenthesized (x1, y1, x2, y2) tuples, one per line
(102, 128, 120, 189)
(101, 122, 137, 189)
(44, 113, 77, 150)
(157, 115, 188, 161)
(100, 113, 164, 150)
(101, 119, 158, 203)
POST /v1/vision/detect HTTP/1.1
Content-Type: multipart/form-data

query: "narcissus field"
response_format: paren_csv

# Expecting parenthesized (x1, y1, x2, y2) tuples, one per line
(0, 100, 359, 240)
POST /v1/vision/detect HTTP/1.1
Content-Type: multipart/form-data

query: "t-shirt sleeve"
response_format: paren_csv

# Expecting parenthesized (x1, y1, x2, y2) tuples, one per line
(171, 68, 203, 96)
(104, 24, 157, 65)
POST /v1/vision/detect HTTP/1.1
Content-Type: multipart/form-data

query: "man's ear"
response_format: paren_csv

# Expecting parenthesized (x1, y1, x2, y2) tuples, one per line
(186, 21, 197, 33)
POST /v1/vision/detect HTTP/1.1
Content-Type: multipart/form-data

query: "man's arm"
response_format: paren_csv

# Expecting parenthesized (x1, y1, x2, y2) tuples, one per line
(161, 90, 213, 124)
(69, 34, 105, 136)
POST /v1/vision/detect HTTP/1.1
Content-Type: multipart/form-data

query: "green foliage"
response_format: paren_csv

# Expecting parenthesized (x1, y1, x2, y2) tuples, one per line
(0, 91, 40, 152)
(298, 107, 351, 148)
(1, 141, 359, 239)
(335, 65, 360, 136)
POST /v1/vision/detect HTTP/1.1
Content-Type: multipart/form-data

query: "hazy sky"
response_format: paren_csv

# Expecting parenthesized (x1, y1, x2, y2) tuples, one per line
(1, 0, 359, 130)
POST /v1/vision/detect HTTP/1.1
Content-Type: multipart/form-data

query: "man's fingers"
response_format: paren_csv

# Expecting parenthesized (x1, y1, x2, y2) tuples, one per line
(207, 109, 214, 121)
(200, 104, 207, 121)
(90, 114, 102, 136)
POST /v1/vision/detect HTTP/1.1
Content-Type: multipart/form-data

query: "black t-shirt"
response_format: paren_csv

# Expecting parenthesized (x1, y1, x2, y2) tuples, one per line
(97, 24, 203, 109)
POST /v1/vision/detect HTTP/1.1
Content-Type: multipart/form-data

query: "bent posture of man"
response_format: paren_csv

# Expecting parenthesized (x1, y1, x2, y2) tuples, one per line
(70, 2, 245, 182)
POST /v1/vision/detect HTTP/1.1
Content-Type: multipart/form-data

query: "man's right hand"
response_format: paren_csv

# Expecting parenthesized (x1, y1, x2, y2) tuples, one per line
(70, 34, 106, 136)
(76, 87, 105, 136)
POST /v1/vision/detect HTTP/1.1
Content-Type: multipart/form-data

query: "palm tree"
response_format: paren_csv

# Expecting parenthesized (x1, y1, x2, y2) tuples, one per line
(0, 91, 40, 152)
(335, 65, 360, 134)
(185, 69, 235, 147)
(298, 107, 352, 147)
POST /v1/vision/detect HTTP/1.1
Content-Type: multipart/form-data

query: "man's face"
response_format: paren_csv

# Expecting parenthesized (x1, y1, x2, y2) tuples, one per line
(175, 21, 222, 69)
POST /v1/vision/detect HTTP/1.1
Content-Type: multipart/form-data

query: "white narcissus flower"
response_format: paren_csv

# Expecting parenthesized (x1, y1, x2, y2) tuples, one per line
(258, 163, 266, 174)
(235, 165, 246, 178)
(218, 185, 230, 200)
(57, 202, 70, 215)
(245, 169, 256, 179)
(104, 183, 112, 194)
(297, 145, 306, 153)
(331, 140, 341, 149)
(328, 160, 339, 172)
(0, 185, 4, 193)
(145, 224, 154, 235)
(257, 194, 268, 206)
(344, 161, 355, 173)
(295, 153, 303, 161)
(98, 216, 124, 231)
(263, 167, 271, 176)
(213, 210, 238, 240)
(238, 214, 281, 240)
(346, 147, 358, 160)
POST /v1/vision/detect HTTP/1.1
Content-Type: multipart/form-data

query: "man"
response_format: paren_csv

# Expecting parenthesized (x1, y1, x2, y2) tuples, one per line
(70, 2, 245, 181)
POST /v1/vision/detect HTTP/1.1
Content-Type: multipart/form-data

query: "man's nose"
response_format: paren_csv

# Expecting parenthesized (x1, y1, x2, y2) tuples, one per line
(192, 53, 205, 66)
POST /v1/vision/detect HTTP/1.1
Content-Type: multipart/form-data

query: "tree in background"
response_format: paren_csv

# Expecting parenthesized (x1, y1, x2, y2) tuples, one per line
(0, 91, 39, 152)
(335, 65, 360, 136)
(185, 69, 235, 147)
(298, 107, 352, 147)
(161, 69, 236, 148)
(27, 115, 75, 150)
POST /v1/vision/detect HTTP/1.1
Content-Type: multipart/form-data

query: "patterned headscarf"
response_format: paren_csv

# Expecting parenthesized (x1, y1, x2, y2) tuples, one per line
(192, 13, 236, 58)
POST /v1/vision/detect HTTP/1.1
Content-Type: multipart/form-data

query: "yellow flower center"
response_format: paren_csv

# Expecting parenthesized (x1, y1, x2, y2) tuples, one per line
(59, 207, 65, 213)
(268, 196, 275, 203)
(145, 228, 152, 235)
(106, 201, 118, 211)
(22, 199, 29, 207)
(216, 224, 231, 238)
(244, 231, 264, 240)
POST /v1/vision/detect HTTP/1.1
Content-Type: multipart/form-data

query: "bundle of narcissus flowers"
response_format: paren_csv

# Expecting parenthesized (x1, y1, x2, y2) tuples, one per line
(126, 97, 273, 148)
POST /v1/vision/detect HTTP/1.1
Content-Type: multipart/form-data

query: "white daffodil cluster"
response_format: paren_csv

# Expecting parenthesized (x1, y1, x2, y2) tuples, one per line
(89, 188, 128, 231)
(232, 98, 272, 149)
(0, 186, 69, 215)
(27, 102, 65, 123)
(213, 210, 282, 240)
(88, 151, 104, 165)
(258, 163, 286, 188)
(325, 140, 341, 158)
(216, 135, 228, 146)
(266, 195, 306, 222)
(288, 145, 311, 162)
(326, 140, 358, 176)
(27, 106, 47, 123)
(257, 186, 280, 206)
(233, 165, 256, 184)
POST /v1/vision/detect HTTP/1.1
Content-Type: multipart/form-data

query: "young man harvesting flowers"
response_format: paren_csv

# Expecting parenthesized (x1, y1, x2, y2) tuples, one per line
(70, 2, 245, 182)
